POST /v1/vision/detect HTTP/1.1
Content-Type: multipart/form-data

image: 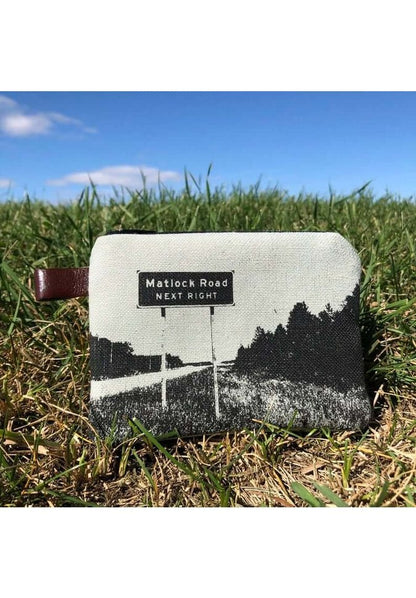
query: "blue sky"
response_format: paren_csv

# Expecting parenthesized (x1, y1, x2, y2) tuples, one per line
(1, 91, 416, 202)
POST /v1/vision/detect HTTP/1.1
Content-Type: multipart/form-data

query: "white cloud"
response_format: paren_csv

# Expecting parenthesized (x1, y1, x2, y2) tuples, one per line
(0, 94, 96, 137)
(2, 113, 52, 136)
(0, 96, 17, 110)
(0, 177, 13, 188)
(47, 164, 181, 187)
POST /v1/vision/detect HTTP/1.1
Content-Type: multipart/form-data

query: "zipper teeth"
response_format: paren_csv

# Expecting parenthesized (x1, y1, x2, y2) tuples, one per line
(104, 230, 333, 235)
(105, 230, 157, 235)
(105, 230, 222, 235)
(105, 230, 224, 235)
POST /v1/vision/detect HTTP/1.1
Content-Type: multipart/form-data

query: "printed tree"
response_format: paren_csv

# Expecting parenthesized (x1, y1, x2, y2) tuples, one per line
(90, 336, 183, 380)
(234, 285, 363, 392)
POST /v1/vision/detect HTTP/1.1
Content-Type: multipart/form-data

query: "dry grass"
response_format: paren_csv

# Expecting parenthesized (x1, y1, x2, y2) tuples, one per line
(1, 184, 415, 506)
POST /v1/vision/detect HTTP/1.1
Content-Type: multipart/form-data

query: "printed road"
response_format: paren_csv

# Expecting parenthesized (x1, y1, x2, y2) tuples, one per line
(91, 364, 211, 399)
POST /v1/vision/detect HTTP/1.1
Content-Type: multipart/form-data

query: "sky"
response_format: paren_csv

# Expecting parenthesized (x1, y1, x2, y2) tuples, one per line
(1, 91, 416, 202)
(90, 232, 358, 363)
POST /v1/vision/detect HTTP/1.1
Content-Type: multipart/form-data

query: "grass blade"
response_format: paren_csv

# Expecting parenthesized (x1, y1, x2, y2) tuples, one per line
(291, 482, 325, 507)
(313, 482, 349, 507)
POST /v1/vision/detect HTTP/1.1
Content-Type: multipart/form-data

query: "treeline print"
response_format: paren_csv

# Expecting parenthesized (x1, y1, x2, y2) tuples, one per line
(90, 336, 183, 380)
(234, 285, 364, 392)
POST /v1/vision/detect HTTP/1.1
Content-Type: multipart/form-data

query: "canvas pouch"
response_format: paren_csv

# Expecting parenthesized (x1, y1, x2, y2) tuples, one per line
(36, 231, 372, 438)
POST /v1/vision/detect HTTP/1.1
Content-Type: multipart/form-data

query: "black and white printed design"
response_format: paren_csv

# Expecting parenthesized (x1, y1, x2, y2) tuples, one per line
(88, 232, 372, 438)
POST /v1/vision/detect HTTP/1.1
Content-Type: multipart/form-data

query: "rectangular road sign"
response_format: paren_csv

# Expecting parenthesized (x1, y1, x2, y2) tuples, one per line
(138, 271, 234, 308)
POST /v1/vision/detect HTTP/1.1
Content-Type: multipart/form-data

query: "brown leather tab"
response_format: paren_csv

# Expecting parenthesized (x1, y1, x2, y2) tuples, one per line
(34, 267, 89, 301)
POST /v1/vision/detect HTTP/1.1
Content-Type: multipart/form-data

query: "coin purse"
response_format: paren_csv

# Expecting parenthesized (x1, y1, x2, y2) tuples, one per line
(35, 231, 372, 438)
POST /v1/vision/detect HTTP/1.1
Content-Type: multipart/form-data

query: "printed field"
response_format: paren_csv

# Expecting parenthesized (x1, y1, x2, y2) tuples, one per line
(91, 365, 371, 438)
(1, 182, 415, 506)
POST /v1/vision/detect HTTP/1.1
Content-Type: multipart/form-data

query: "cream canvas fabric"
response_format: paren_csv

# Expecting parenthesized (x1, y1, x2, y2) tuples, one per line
(88, 231, 372, 437)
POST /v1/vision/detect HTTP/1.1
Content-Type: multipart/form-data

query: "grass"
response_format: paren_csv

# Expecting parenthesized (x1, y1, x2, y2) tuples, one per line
(1, 178, 415, 506)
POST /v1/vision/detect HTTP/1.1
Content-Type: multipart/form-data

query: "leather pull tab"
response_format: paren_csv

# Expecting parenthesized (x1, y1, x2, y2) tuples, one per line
(34, 267, 89, 300)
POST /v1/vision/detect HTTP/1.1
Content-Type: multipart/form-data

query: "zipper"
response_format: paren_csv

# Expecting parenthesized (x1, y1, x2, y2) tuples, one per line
(105, 230, 298, 235)
(105, 230, 157, 235)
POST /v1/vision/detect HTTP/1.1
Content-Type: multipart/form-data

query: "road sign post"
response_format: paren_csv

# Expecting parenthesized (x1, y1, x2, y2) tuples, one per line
(210, 306, 219, 418)
(161, 307, 167, 409)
